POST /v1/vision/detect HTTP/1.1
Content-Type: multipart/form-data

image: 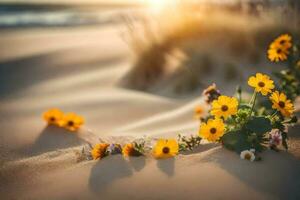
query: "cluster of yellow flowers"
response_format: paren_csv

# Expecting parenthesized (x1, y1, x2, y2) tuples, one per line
(91, 139, 179, 160)
(249, 73, 294, 117)
(43, 108, 84, 131)
(42, 109, 180, 160)
(42, 33, 297, 162)
(44, 76, 294, 162)
(199, 73, 294, 143)
(268, 34, 292, 62)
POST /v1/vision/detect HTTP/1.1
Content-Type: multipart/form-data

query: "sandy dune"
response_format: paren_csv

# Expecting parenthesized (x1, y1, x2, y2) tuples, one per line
(1, 8, 300, 200)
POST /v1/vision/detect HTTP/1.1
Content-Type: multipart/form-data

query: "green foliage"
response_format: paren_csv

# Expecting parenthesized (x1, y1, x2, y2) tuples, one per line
(245, 117, 272, 135)
(133, 139, 148, 154)
(194, 34, 300, 162)
(274, 70, 300, 101)
(233, 107, 251, 128)
(222, 130, 254, 153)
(178, 134, 202, 152)
(272, 120, 285, 132)
(221, 131, 240, 151)
(220, 87, 291, 155)
(286, 116, 298, 124)
(274, 41, 300, 101)
(222, 118, 270, 154)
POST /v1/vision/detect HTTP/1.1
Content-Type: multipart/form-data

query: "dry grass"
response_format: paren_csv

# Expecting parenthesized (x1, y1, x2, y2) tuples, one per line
(121, 3, 300, 96)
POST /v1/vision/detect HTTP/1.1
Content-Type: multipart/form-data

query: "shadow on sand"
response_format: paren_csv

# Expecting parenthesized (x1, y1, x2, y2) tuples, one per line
(89, 155, 135, 195)
(180, 143, 220, 155)
(128, 156, 146, 172)
(20, 125, 85, 156)
(0, 50, 125, 100)
(288, 124, 300, 139)
(156, 157, 175, 177)
(200, 146, 300, 199)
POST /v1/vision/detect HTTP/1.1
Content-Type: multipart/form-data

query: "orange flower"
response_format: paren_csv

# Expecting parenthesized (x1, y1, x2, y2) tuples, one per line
(59, 112, 84, 131)
(268, 34, 292, 62)
(194, 105, 204, 119)
(271, 34, 292, 50)
(270, 91, 294, 117)
(43, 108, 64, 126)
(91, 143, 109, 160)
(122, 143, 142, 157)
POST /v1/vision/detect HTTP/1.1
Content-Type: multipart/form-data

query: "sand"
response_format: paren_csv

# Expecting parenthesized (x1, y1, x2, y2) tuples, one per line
(1, 7, 300, 200)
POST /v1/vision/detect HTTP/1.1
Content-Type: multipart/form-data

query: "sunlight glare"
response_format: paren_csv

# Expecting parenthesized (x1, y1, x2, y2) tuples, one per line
(144, 0, 178, 13)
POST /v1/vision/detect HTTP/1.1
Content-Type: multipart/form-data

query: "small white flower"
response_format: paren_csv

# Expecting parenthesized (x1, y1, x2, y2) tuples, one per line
(240, 150, 255, 162)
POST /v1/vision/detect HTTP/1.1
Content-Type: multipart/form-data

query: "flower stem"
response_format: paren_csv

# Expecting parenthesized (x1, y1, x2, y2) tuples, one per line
(236, 85, 242, 104)
(249, 92, 257, 119)
(271, 110, 278, 119)
(249, 91, 256, 105)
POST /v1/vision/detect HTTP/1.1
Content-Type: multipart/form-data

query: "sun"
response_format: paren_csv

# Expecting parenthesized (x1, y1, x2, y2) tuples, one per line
(148, 0, 167, 7)
(143, 0, 177, 12)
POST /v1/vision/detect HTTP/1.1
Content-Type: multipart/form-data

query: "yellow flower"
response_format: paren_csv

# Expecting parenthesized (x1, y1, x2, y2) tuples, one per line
(91, 143, 109, 160)
(59, 112, 84, 131)
(43, 108, 64, 126)
(153, 139, 178, 159)
(271, 34, 292, 49)
(248, 73, 275, 95)
(268, 45, 289, 62)
(270, 91, 294, 117)
(199, 118, 225, 142)
(122, 143, 142, 157)
(194, 105, 204, 119)
(211, 96, 238, 119)
(268, 34, 292, 62)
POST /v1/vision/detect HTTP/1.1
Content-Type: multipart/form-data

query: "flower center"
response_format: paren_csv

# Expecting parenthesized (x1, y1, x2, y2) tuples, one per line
(258, 81, 265, 87)
(50, 117, 56, 122)
(278, 101, 285, 108)
(210, 128, 217, 134)
(221, 105, 229, 112)
(68, 121, 74, 126)
(162, 147, 170, 154)
(277, 49, 282, 54)
(245, 153, 252, 160)
(279, 40, 286, 45)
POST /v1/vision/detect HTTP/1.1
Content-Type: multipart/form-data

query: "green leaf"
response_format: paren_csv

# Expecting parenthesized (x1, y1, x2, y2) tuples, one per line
(221, 131, 239, 150)
(272, 121, 285, 132)
(235, 133, 252, 153)
(246, 117, 272, 135)
(250, 134, 266, 152)
(288, 116, 298, 124)
(221, 130, 251, 153)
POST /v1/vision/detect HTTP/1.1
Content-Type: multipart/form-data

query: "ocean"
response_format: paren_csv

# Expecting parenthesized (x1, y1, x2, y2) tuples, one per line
(0, 3, 138, 28)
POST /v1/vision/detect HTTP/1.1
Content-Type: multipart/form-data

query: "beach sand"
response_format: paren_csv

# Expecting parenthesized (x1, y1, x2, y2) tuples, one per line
(1, 8, 300, 200)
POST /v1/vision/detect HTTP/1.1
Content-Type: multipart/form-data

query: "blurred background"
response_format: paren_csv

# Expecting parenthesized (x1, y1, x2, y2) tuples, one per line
(0, 0, 300, 99)
(1, 2, 300, 199)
